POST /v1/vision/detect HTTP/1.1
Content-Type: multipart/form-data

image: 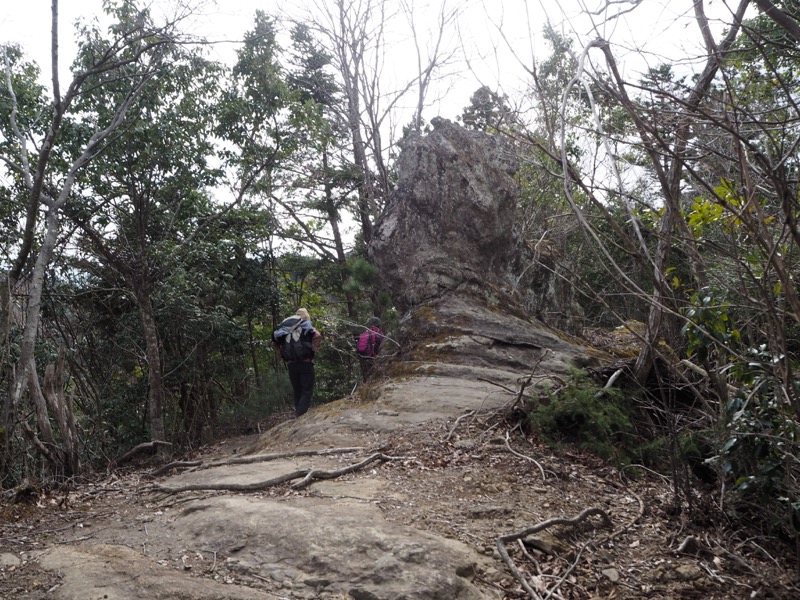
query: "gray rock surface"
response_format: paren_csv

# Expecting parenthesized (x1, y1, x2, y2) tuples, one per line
(370, 117, 583, 334)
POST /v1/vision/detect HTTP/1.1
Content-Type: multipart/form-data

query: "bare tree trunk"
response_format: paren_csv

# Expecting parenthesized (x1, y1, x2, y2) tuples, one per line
(323, 150, 357, 318)
(15, 194, 62, 452)
(0, 272, 13, 475)
(135, 285, 167, 443)
(43, 347, 80, 475)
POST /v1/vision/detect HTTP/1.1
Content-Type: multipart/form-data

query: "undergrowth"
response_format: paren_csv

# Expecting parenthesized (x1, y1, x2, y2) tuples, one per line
(526, 369, 635, 464)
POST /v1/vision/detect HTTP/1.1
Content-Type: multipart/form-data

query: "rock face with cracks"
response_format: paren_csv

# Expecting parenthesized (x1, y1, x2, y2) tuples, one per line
(369, 117, 583, 334)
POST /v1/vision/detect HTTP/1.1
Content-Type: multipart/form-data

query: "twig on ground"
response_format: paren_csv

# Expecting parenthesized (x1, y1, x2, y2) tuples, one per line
(707, 534, 757, 575)
(445, 410, 477, 442)
(517, 539, 541, 575)
(621, 463, 672, 485)
(148, 461, 203, 477)
(543, 542, 587, 600)
(496, 507, 613, 600)
(741, 539, 782, 570)
(504, 431, 546, 480)
(598, 489, 645, 545)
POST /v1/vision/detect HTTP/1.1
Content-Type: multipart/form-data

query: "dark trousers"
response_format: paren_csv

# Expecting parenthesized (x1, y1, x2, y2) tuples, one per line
(359, 356, 375, 382)
(287, 361, 315, 417)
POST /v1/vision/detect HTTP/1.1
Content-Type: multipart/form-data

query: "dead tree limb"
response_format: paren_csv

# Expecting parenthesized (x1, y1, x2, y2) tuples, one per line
(203, 446, 366, 469)
(150, 453, 406, 495)
(115, 440, 173, 466)
(497, 507, 612, 600)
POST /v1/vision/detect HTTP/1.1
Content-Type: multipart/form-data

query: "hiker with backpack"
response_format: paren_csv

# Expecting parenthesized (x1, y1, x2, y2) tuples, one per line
(272, 308, 322, 417)
(357, 316, 384, 381)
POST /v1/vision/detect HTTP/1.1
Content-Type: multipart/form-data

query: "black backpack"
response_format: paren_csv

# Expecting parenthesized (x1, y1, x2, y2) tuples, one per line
(280, 321, 314, 361)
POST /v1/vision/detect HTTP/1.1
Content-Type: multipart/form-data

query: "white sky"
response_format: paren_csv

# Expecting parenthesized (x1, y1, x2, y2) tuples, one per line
(1, 1, 751, 122)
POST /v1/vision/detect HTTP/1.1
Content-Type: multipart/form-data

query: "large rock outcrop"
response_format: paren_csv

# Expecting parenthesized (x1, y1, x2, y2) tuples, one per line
(369, 117, 582, 335)
(369, 117, 520, 312)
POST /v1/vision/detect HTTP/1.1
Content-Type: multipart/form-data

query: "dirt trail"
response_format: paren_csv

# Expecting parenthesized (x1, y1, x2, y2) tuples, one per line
(3, 367, 798, 599)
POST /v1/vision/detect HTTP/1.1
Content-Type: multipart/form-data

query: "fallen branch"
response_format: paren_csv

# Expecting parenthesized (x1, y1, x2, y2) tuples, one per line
(444, 410, 476, 442)
(201, 446, 366, 469)
(149, 453, 403, 495)
(115, 440, 172, 465)
(497, 507, 613, 600)
(504, 431, 546, 480)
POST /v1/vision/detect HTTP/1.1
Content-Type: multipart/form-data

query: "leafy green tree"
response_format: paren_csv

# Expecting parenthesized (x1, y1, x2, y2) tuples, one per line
(64, 35, 223, 446)
(0, 0, 186, 479)
(460, 86, 516, 132)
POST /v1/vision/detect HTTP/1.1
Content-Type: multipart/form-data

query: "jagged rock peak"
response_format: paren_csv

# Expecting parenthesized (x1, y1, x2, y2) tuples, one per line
(370, 117, 521, 313)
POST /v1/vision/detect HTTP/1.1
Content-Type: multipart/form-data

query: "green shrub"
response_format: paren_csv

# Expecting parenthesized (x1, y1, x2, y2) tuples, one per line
(528, 370, 633, 463)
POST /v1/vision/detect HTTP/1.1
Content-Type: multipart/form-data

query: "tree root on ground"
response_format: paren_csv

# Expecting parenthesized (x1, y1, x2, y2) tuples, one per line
(148, 452, 407, 495)
(503, 431, 546, 480)
(210, 446, 367, 468)
(115, 440, 173, 465)
(146, 446, 367, 478)
(496, 507, 612, 600)
(148, 461, 203, 477)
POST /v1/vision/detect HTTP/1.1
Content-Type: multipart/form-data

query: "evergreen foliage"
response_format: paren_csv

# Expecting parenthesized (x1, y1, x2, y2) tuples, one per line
(527, 370, 633, 463)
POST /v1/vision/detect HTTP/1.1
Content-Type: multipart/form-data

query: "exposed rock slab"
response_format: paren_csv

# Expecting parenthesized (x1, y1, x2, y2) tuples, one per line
(39, 544, 281, 599)
(172, 496, 490, 599)
(37, 454, 495, 600)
